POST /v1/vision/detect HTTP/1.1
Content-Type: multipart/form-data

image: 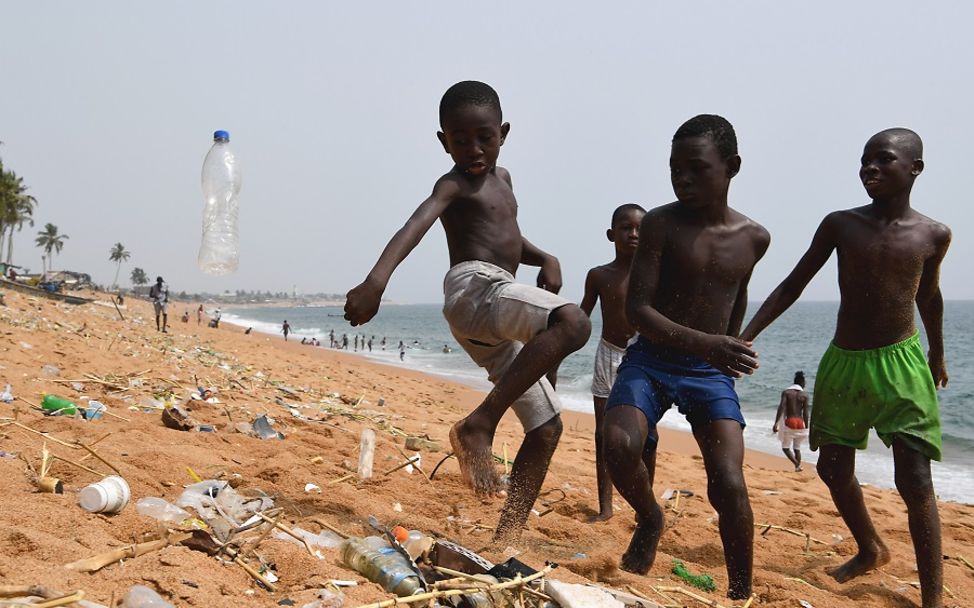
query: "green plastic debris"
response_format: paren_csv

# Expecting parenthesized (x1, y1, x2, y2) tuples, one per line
(671, 559, 716, 592)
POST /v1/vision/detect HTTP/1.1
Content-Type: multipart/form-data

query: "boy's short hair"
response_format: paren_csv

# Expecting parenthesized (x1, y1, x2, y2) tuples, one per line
(611, 203, 646, 226)
(440, 81, 502, 125)
(673, 114, 738, 160)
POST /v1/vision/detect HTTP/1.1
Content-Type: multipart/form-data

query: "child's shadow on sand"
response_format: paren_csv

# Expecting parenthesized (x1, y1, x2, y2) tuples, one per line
(839, 582, 920, 608)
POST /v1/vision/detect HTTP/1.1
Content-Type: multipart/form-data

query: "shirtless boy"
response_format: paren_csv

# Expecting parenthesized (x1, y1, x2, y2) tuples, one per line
(580, 203, 646, 521)
(344, 81, 591, 541)
(741, 128, 950, 608)
(603, 115, 769, 600)
(773, 371, 809, 472)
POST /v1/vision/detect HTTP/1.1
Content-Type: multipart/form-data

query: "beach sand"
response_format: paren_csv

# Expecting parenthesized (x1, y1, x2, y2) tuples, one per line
(0, 288, 971, 607)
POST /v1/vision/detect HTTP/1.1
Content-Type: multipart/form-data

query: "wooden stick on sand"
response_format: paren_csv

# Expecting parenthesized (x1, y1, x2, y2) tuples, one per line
(64, 532, 192, 573)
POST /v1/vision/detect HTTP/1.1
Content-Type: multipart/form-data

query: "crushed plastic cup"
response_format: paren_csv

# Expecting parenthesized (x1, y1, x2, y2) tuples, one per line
(0, 384, 13, 403)
(84, 400, 107, 421)
(80, 475, 131, 514)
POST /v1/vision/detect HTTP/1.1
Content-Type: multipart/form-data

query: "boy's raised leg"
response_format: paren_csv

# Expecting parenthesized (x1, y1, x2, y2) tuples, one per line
(450, 304, 590, 494)
(604, 405, 664, 574)
(817, 444, 891, 582)
(494, 415, 563, 542)
(589, 396, 614, 522)
(693, 420, 753, 600)
(892, 438, 942, 608)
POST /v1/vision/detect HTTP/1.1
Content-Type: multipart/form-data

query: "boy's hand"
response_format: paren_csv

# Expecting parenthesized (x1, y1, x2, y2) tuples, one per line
(928, 352, 949, 388)
(705, 335, 759, 378)
(344, 280, 383, 326)
(537, 256, 563, 294)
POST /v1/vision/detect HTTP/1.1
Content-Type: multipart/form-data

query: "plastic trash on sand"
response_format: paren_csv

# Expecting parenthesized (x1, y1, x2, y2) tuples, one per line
(272, 527, 343, 556)
(0, 384, 13, 403)
(176, 480, 273, 528)
(121, 585, 174, 608)
(545, 581, 624, 608)
(302, 589, 344, 608)
(136, 497, 193, 524)
(253, 414, 284, 440)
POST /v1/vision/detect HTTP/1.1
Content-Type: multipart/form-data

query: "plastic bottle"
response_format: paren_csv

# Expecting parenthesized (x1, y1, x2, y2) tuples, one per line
(136, 497, 192, 524)
(120, 585, 175, 608)
(198, 130, 241, 275)
(41, 394, 77, 416)
(340, 536, 422, 596)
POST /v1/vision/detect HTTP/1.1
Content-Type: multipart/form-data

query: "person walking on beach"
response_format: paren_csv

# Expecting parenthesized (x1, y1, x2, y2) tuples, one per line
(341, 333, 348, 349)
(149, 276, 169, 333)
(282, 320, 291, 341)
(603, 115, 769, 600)
(197, 304, 204, 325)
(398, 340, 406, 362)
(741, 128, 950, 608)
(579, 202, 647, 522)
(381, 337, 386, 350)
(773, 371, 809, 472)
(345, 81, 590, 542)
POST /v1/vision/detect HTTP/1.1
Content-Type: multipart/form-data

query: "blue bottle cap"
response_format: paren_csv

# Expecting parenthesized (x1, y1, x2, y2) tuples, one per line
(213, 130, 230, 141)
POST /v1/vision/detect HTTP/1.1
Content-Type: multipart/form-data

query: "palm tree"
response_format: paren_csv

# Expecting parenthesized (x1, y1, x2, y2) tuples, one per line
(130, 267, 148, 287)
(0, 163, 37, 264)
(109, 242, 130, 289)
(35, 223, 68, 274)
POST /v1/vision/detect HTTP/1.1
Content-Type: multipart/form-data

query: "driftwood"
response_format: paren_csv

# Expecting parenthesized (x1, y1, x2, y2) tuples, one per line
(64, 532, 191, 572)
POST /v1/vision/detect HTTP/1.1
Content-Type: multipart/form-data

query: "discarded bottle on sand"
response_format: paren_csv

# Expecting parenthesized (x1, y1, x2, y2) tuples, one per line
(42, 394, 77, 416)
(198, 129, 241, 275)
(136, 497, 192, 524)
(120, 585, 175, 608)
(341, 536, 422, 596)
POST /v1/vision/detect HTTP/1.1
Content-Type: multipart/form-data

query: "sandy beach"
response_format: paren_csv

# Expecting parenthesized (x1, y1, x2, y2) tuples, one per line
(0, 288, 971, 608)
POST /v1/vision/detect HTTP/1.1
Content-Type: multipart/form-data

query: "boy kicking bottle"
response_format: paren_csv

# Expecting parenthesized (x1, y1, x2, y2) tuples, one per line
(344, 81, 591, 542)
(604, 115, 769, 600)
(579, 203, 647, 522)
(741, 128, 950, 608)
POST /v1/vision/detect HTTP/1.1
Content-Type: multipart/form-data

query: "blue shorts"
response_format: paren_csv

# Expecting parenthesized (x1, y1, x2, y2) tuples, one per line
(606, 337, 745, 442)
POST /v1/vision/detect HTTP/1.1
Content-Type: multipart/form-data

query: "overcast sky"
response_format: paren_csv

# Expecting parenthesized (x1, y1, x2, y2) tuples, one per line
(2, 2, 971, 303)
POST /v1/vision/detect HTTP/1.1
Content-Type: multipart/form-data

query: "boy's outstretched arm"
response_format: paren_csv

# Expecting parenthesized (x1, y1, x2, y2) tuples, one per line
(916, 225, 952, 388)
(344, 178, 460, 326)
(579, 269, 599, 317)
(521, 236, 562, 294)
(740, 214, 839, 342)
(626, 211, 757, 378)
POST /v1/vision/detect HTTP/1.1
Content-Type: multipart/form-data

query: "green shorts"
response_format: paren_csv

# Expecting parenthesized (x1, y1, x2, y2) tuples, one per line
(810, 332, 941, 461)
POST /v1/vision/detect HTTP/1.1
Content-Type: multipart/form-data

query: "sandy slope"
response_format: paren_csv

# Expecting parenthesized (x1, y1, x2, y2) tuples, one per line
(0, 289, 970, 607)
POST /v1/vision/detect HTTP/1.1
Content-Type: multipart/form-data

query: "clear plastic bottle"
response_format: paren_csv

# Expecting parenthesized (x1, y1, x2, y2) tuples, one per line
(340, 536, 422, 596)
(198, 130, 241, 275)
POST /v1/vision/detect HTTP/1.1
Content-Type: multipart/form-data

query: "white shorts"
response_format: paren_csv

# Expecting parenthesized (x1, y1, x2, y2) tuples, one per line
(591, 338, 626, 398)
(443, 261, 571, 432)
(777, 416, 809, 449)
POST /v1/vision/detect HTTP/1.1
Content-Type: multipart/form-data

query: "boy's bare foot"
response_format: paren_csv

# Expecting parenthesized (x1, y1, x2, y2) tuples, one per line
(795, 465, 802, 472)
(450, 417, 501, 495)
(827, 542, 890, 582)
(620, 508, 663, 574)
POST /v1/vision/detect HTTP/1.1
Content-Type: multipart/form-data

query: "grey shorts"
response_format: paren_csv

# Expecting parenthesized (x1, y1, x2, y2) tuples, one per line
(591, 338, 625, 398)
(443, 261, 571, 432)
(153, 301, 168, 315)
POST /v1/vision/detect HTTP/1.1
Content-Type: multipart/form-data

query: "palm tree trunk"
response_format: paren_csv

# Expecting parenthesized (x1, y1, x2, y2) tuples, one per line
(113, 262, 121, 289)
(5, 226, 12, 265)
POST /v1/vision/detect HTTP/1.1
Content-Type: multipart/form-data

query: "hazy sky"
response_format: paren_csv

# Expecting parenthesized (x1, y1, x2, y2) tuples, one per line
(2, 2, 971, 304)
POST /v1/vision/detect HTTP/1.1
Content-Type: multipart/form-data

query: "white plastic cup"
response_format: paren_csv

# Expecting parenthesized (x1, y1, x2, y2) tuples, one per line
(79, 475, 131, 513)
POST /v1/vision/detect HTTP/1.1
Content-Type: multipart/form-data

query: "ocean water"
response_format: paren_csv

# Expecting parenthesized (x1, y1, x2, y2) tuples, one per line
(224, 301, 974, 504)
